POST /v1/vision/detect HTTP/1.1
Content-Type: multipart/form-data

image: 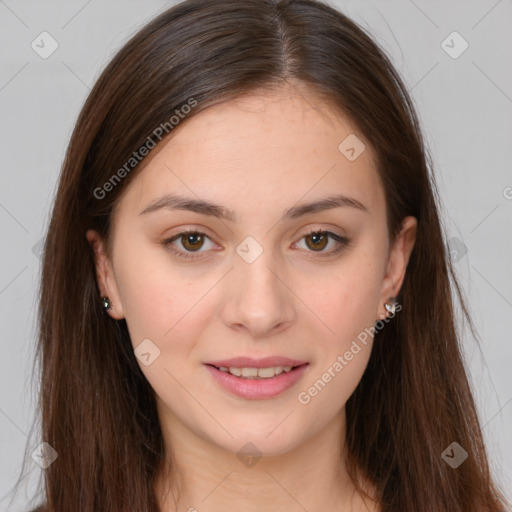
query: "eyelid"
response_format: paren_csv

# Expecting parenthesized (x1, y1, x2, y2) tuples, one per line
(291, 228, 350, 259)
(163, 228, 218, 259)
(162, 226, 350, 260)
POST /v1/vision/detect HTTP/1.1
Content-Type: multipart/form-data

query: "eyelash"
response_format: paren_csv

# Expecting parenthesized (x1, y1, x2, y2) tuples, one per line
(162, 228, 351, 261)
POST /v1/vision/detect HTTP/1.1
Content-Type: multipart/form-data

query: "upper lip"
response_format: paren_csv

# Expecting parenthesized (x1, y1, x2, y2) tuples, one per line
(205, 357, 308, 369)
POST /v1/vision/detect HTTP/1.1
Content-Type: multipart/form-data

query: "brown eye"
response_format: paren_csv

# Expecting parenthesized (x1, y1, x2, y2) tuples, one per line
(304, 232, 329, 251)
(294, 230, 350, 259)
(180, 232, 205, 252)
(162, 230, 215, 260)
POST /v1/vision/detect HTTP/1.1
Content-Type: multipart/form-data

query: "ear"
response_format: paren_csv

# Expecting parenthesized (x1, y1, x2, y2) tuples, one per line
(86, 229, 125, 320)
(378, 216, 417, 318)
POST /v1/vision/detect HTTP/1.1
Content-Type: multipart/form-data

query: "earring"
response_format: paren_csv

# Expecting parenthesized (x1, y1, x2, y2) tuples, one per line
(102, 296, 112, 311)
(384, 296, 398, 316)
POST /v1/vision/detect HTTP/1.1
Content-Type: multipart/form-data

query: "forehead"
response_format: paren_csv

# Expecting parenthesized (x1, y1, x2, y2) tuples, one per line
(114, 86, 383, 223)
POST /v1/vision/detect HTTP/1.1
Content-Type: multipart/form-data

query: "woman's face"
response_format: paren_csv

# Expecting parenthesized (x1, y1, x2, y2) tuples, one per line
(87, 86, 416, 457)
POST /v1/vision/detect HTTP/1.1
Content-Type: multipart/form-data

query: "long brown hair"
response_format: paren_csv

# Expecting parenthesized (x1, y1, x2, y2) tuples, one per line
(9, 0, 509, 510)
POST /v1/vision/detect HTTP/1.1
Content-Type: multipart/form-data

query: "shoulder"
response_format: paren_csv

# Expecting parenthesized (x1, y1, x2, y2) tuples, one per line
(28, 506, 46, 512)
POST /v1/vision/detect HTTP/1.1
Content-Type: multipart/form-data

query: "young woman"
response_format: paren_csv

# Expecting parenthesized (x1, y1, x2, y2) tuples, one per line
(12, 0, 510, 510)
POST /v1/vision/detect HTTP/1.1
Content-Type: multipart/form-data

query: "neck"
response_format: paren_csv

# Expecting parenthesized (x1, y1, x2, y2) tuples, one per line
(154, 406, 378, 512)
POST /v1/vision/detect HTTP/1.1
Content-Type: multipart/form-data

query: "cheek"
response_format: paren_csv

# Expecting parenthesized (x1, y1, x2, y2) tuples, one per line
(114, 242, 216, 351)
(309, 257, 384, 342)
(295, 265, 382, 428)
(295, 253, 383, 400)
(116, 259, 216, 411)
(296, 341, 371, 438)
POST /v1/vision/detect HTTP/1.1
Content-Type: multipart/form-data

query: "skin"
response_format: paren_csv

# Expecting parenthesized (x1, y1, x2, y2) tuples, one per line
(86, 83, 417, 512)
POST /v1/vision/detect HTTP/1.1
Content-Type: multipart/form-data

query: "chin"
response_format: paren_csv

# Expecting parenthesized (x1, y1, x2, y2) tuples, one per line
(208, 421, 305, 460)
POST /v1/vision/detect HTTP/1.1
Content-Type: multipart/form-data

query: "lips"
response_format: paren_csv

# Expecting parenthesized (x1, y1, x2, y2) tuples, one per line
(205, 356, 308, 369)
(203, 356, 310, 399)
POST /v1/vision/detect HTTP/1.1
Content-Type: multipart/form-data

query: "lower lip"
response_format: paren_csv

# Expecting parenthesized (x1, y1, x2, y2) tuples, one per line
(204, 363, 310, 400)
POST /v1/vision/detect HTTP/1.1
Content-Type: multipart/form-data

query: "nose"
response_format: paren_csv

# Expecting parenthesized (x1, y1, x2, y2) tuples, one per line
(219, 246, 295, 339)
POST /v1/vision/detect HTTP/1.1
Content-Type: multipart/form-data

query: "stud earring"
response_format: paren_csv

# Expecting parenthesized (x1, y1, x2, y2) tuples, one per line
(384, 296, 398, 316)
(102, 296, 112, 311)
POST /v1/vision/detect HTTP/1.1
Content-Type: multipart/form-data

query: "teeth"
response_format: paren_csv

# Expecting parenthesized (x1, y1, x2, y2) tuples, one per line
(217, 365, 296, 379)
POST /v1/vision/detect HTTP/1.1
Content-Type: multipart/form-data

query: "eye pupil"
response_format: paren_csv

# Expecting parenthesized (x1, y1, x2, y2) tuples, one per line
(306, 232, 328, 251)
(182, 233, 204, 251)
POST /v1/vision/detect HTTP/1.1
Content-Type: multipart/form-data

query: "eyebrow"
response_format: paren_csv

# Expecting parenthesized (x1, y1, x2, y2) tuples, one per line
(139, 192, 368, 222)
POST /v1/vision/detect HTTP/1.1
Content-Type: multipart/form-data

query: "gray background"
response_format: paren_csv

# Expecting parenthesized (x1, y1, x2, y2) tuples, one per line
(1, 0, 511, 509)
